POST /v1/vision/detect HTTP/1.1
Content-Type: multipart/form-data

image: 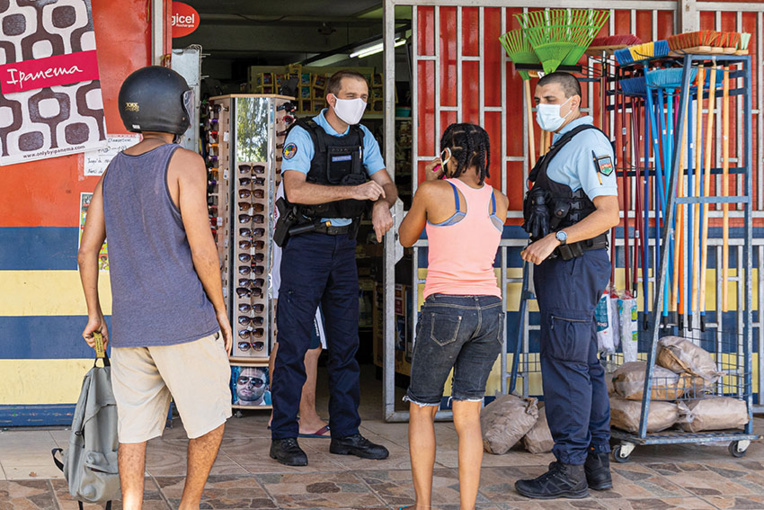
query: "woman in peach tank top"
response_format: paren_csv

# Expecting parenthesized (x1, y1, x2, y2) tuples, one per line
(399, 123, 509, 510)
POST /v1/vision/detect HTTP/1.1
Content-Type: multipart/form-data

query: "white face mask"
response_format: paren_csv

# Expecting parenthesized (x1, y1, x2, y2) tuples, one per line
(331, 94, 367, 125)
(536, 97, 573, 132)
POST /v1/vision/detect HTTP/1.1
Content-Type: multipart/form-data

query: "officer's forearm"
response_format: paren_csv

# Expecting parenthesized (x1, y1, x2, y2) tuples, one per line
(286, 180, 359, 205)
(376, 182, 398, 209)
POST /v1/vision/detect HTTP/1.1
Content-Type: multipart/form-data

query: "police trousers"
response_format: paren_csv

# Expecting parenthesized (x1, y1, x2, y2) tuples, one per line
(271, 232, 361, 440)
(533, 248, 611, 465)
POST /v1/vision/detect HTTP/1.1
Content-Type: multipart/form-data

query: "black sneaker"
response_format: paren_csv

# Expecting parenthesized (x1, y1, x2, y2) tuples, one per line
(270, 438, 308, 466)
(515, 462, 589, 499)
(585, 449, 612, 490)
(329, 433, 389, 460)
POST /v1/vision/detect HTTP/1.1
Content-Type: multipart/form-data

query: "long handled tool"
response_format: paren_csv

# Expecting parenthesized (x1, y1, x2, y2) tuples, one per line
(631, 99, 643, 297)
(722, 65, 730, 313)
(699, 64, 718, 332)
(525, 81, 537, 170)
(690, 66, 706, 329)
(643, 92, 651, 329)
(621, 88, 631, 295)
(673, 88, 689, 332)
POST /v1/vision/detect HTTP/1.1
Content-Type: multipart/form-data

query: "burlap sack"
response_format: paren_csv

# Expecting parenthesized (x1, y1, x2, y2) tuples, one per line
(677, 397, 749, 432)
(612, 361, 689, 400)
(657, 336, 723, 384)
(522, 403, 554, 454)
(481, 394, 538, 454)
(610, 395, 678, 433)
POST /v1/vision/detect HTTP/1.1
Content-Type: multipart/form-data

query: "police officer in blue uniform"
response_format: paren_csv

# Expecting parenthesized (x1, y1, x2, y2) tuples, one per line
(515, 72, 620, 499)
(270, 70, 397, 466)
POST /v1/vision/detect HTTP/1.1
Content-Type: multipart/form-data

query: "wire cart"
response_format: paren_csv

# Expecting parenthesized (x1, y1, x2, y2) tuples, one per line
(510, 52, 759, 461)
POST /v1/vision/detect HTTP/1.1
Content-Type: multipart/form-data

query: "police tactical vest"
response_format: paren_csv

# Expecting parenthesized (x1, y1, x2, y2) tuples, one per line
(523, 124, 607, 238)
(286, 118, 369, 220)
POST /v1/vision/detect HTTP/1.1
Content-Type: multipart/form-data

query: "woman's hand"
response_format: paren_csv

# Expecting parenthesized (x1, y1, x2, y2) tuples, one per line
(424, 157, 444, 181)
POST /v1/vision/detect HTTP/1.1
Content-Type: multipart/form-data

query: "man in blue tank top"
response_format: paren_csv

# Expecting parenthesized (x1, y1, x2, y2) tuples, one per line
(269, 70, 397, 466)
(78, 66, 233, 510)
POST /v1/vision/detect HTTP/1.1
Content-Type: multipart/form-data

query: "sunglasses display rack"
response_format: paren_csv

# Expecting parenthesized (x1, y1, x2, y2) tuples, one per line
(204, 102, 232, 307)
(207, 94, 296, 367)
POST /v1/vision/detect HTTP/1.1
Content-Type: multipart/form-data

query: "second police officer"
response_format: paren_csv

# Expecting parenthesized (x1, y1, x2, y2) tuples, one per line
(270, 70, 397, 466)
(516, 72, 620, 499)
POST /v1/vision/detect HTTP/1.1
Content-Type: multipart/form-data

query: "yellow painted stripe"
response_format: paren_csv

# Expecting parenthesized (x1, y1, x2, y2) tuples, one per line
(0, 359, 95, 405)
(418, 268, 758, 312)
(0, 271, 112, 316)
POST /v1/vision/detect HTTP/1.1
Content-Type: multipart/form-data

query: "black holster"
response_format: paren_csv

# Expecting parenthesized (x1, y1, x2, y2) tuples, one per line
(556, 233, 609, 261)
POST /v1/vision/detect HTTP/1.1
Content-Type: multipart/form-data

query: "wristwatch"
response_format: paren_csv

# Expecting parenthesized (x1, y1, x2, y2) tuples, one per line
(555, 230, 568, 246)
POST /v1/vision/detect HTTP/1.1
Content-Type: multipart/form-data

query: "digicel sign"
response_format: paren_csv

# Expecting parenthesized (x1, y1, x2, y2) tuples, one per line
(172, 2, 200, 38)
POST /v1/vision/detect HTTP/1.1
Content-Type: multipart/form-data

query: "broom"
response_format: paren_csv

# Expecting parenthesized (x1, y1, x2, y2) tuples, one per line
(699, 65, 718, 332)
(722, 65, 730, 312)
(500, 29, 539, 168)
(560, 9, 610, 65)
(690, 66, 706, 329)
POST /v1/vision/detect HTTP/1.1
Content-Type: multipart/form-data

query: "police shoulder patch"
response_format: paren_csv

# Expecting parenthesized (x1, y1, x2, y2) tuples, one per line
(283, 142, 298, 160)
(595, 155, 614, 176)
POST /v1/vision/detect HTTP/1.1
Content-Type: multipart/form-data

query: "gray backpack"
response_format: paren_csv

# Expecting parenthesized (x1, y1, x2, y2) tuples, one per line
(53, 345, 119, 509)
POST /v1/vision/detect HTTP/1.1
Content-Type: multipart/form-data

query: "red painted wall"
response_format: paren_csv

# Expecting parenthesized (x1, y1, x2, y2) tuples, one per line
(0, 0, 153, 229)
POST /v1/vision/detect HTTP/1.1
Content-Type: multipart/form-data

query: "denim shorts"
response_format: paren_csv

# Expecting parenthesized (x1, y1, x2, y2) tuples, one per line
(406, 294, 504, 406)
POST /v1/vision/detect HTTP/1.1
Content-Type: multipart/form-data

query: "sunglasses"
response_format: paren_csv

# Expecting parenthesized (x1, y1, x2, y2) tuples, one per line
(239, 177, 265, 187)
(238, 253, 265, 263)
(239, 214, 265, 224)
(238, 315, 264, 326)
(238, 202, 265, 213)
(236, 287, 264, 298)
(239, 164, 265, 175)
(239, 227, 265, 237)
(238, 303, 265, 313)
(238, 328, 265, 339)
(236, 374, 265, 385)
(239, 189, 265, 199)
(238, 265, 265, 275)
(238, 278, 265, 288)
(238, 240, 265, 250)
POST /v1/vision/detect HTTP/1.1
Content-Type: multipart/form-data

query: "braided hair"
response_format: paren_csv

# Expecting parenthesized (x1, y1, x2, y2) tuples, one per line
(440, 123, 491, 185)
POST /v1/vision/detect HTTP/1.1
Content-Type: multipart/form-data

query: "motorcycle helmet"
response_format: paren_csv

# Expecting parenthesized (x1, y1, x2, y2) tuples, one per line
(118, 66, 192, 135)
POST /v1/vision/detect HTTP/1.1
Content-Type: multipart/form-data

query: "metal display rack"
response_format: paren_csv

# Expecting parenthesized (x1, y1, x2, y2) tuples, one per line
(610, 54, 759, 460)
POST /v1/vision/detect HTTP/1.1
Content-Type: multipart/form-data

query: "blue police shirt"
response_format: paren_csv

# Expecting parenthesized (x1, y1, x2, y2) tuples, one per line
(548, 116, 618, 201)
(281, 109, 386, 226)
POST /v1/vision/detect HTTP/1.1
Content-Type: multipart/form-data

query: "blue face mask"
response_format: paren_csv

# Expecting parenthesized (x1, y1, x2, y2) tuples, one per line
(536, 97, 573, 132)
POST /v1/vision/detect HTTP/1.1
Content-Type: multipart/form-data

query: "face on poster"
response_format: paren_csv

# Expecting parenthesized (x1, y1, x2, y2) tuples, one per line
(0, 0, 108, 166)
(79, 192, 108, 270)
(230, 364, 271, 408)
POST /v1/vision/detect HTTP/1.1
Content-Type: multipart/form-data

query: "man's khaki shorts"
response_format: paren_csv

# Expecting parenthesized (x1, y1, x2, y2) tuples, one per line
(111, 332, 232, 443)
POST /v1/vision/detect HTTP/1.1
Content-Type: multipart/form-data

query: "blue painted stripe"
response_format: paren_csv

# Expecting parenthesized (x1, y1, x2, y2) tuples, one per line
(0, 227, 79, 271)
(0, 315, 112, 359)
(0, 404, 75, 427)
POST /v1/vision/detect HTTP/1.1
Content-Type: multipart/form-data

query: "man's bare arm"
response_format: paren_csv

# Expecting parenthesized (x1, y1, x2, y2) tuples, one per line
(283, 170, 385, 205)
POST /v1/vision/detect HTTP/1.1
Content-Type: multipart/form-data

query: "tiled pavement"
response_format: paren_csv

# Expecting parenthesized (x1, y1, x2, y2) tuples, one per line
(1, 369, 763, 509)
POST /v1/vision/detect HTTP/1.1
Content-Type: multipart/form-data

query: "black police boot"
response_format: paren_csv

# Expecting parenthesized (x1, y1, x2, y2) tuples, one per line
(515, 462, 589, 499)
(585, 449, 613, 490)
(330, 433, 389, 460)
(270, 438, 308, 466)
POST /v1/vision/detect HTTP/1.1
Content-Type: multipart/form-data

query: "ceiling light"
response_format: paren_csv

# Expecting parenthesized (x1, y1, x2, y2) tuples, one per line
(351, 38, 406, 59)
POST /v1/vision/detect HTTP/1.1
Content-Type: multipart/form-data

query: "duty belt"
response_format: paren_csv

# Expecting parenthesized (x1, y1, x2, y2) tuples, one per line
(312, 222, 352, 235)
(554, 233, 608, 261)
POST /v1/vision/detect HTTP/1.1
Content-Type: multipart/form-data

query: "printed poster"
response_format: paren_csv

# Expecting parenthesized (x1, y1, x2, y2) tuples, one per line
(0, 0, 108, 166)
(83, 134, 140, 176)
(79, 192, 108, 271)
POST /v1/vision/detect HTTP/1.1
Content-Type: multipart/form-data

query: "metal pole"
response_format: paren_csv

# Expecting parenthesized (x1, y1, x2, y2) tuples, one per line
(151, 0, 165, 65)
(383, 0, 397, 422)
